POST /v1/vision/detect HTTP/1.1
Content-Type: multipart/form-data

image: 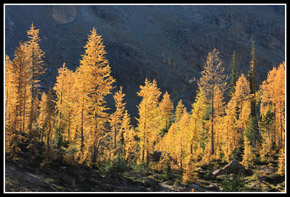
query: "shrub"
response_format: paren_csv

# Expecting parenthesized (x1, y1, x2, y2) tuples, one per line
(99, 156, 131, 173)
(221, 174, 246, 192)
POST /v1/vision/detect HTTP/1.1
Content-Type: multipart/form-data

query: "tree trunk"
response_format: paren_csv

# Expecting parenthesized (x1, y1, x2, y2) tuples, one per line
(22, 84, 27, 132)
(180, 143, 183, 171)
(211, 92, 214, 155)
(146, 135, 149, 166)
(46, 91, 53, 161)
(114, 125, 117, 150)
(190, 144, 193, 154)
(280, 110, 283, 146)
(146, 149, 149, 166)
(68, 111, 71, 142)
(80, 107, 84, 153)
(142, 118, 147, 163)
(29, 70, 35, 133)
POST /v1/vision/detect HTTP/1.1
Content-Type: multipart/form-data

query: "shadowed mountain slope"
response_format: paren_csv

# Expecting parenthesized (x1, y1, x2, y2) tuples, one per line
(5, 5, 285, 119)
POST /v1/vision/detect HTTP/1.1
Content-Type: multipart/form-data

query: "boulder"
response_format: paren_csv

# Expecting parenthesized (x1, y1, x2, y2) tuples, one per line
(144, 177, 158, 188)
(60, 173, 76, 187)
(224, 159, 246, 174)
(213, 159, 246, 176)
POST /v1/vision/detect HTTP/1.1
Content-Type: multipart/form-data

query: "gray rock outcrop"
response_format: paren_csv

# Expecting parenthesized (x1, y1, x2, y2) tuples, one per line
(213, 159, 246, 176)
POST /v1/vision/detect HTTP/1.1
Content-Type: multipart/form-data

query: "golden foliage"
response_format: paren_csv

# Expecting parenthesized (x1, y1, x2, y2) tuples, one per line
(136, 78, 162, 164)
(175, 99, 185, 122)
(198, 48, 228, 155)
(277, 146, 285, 175)
(260, 62, 285, 147)
(242, 136, 256, 170)
(221, 74, 251, 162)
(109, 87, 126, 156)
(4, 25, 285, 179)
(159, 91, 174, 130)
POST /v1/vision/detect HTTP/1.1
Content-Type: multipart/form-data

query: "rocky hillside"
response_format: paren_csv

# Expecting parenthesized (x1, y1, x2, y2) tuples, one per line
(5, 157, 285, 192)
(5, 5, 285, 119)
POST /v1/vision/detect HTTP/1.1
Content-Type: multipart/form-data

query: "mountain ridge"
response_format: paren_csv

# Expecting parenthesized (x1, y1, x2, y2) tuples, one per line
(5, 5, 285, 119)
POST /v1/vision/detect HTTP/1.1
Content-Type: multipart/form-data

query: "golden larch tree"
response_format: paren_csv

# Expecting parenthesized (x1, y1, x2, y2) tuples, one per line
(122, 110, 138, 161)
(53, 63, 77, 145)
(37, 92, 48, 143)
(5, 55, 18, 148)
(109, 86, 126, 157)
(175, 99, 185, 122)
(189, 87, 208, 159)
(198, 48, 228, 155)
(221, 74, 251, 162)
(159, 91, 174, 131)
(75, 27, 115, 166)
(260, 62, 285, 148)
(11, 42, 32, 133)
(157, 122, 180, 170)
(232, 74, 251, 145)
(26, 23, 46, 134)
(136, 78, 162, 165)
(242, 135, 256, 170)
(5, 55, 23, 160)
(213, 86, 225, 160)
(37, 88, 55, 165)
(176, 109, 191, 171)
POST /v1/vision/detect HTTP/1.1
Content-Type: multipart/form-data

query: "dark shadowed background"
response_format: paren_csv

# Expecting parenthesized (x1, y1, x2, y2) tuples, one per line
(5, 4, 285, 121)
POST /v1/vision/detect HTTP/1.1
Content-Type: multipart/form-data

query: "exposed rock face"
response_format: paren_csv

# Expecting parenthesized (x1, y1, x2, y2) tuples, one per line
(213, 159, 246, 176)
(5, 5, 285, 121)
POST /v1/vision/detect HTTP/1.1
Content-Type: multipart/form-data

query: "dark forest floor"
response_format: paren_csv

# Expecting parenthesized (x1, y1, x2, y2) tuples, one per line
(4, 157, 285, 193)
